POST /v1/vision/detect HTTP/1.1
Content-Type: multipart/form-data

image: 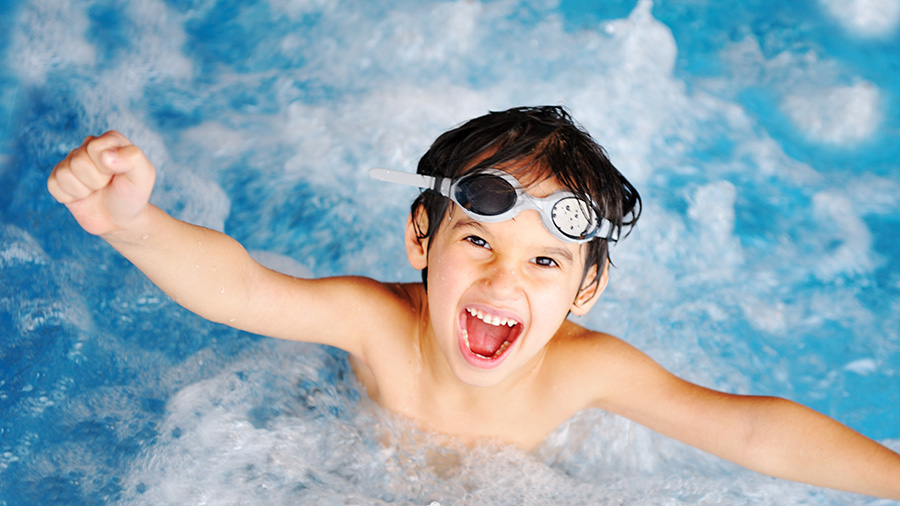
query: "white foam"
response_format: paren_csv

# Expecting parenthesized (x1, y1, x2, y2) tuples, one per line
(718, 30, 884, 146)
(0, 225, 48, 267)
(270, 0, 336, 19)
(811, 190, 880, 280)
(602, 0, 677, 76)
(781, 81, 882, 145)
(126, 0, 193, 80)
(740, 295, 788, 334)
(846, 175, 900, 215)
(11, 0, 96, 83)
(687, 181, 739, 253)
(819, 0, 900, 37)
(844, 358, 878, 375)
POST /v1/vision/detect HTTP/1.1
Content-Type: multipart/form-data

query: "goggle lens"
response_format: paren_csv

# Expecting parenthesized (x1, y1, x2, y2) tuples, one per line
(454, 173, 517, 215)
(551, 197, 597, 240)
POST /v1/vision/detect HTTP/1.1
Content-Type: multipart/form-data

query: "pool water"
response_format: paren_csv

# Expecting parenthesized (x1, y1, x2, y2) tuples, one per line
(1, 0, 899, 504)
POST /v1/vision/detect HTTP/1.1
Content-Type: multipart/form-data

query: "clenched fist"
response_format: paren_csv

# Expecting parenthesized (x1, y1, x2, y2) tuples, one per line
(48, 131, 156, 237)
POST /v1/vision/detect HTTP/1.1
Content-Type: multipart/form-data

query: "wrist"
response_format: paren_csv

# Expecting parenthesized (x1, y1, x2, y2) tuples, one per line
(99, 204, 158, 246)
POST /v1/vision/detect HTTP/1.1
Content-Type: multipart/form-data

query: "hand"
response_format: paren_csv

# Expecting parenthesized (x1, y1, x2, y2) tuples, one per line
(47, 131, 156, 237)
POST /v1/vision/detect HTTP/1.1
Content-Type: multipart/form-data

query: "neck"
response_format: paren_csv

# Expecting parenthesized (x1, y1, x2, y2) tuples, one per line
(418, 318, 547, 410)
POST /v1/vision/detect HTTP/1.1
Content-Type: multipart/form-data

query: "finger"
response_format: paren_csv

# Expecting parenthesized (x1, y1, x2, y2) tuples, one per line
(89, 143, 157, 206)
(68, 146, 113, 191)
(84, 130, 134, 175)
(48, 163, 94, 202)
(48, 151, 73, 203)
(47, 169, 70, 203)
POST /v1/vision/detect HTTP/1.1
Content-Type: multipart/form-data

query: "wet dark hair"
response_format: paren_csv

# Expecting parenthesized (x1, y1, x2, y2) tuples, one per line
(411, 105, 641, 296)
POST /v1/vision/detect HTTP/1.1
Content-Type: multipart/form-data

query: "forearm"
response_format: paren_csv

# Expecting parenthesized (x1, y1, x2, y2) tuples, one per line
(595, 342, 900, 499)
(740, 397, 900, 499)
(103, 204, 259, 326)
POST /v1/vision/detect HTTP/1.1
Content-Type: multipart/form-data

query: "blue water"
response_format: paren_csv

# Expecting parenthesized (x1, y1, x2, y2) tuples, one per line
(2, 0, 899, 504)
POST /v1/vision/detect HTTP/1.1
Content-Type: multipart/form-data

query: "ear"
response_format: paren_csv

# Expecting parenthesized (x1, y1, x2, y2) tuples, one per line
(569, 260, 609, 316)
(404, 205, 429, 270)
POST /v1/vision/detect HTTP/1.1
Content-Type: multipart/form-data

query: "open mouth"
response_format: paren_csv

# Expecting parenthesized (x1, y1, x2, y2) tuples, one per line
(459, 306, 523, 367)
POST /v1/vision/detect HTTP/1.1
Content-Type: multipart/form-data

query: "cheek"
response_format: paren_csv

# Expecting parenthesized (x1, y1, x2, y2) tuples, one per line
(531, 279, 580, 321)
(426, 248, 471, 309)
(544, 283, 575, 310)
(428, 248, 460, 287)
(427, 237, 476, 286)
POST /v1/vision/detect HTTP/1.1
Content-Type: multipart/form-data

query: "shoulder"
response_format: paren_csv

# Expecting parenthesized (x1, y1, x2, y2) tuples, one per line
(343, 279, 428, 358)
(363, 280, 427, 327)
(321, 277, 426, 332)
(542, 320, 678, 412)
(546, 319, 647, 371)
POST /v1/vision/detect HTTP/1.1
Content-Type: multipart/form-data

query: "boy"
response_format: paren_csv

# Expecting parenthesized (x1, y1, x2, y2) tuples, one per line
(48, 106, 900, 499)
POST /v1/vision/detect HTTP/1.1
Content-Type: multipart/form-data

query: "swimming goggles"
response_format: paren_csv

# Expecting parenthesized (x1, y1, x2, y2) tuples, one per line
(369, 168, 614, 244)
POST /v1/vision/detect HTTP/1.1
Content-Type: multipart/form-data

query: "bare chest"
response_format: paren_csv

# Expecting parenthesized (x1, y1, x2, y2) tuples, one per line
(349, 354, 582, 449)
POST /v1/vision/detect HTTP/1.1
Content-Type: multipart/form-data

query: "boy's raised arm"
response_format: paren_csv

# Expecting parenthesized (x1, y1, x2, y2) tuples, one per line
(592, 338, 900, 500)
(47, 131, 381, 355)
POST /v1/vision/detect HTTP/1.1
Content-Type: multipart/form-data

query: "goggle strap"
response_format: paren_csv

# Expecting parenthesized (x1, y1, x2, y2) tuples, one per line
(599, 220, 619, 242)
(369, 168, 451, 196)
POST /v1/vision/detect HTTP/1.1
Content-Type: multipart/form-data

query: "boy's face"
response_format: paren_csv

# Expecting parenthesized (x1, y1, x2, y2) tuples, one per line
(405, 170, 606, 388)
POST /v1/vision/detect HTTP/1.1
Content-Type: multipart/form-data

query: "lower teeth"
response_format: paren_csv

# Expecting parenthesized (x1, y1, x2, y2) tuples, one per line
(494, 341, 511, 357)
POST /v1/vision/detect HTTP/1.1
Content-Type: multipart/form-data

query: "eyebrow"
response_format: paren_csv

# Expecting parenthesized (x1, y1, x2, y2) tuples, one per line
(450, 217, 577, 264)
(451, 216, 490, 234)
(540, 245, 576, 264)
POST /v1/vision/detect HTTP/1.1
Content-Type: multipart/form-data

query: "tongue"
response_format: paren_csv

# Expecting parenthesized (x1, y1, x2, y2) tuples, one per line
(466, 315, 512, 357)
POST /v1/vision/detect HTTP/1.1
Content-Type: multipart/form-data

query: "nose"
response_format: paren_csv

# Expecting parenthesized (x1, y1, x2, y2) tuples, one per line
(481, 260, 521, 300)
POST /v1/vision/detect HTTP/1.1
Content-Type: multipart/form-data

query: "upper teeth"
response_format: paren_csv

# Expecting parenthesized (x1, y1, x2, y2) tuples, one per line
(467, 307, 517, 327)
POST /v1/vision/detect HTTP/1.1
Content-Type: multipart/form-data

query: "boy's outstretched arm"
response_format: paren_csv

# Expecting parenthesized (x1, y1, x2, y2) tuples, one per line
(590, 338, 900, 500)
(47, 131, 398, 356)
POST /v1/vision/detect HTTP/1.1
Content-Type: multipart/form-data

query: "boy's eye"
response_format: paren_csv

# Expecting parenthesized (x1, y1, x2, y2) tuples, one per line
(465, 235, 491, 249)
(532, 256, 559, 268)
